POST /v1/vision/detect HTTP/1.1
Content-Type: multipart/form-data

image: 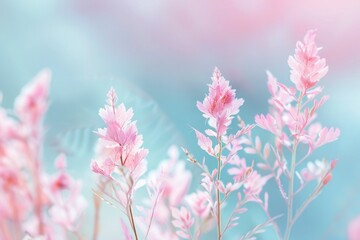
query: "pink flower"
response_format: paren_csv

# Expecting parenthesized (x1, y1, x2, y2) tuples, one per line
(304, 124, 340, 151)
(14, 69, 51, 125)
(171, 207, 194, 239)
(156, 146, 191, 206)
(244, 171, 270, 197)
(288, 30, 328, 93)
(92, 88, 148, 175)
(45, 155, 87, 232)
(348, 216, 360, 240)
(227, 156, 249, 182)
(197, 67, 244, 136)
(300, 159, 334, 183)
(185, 191, 211, 218)
(146, 146, 192, 226)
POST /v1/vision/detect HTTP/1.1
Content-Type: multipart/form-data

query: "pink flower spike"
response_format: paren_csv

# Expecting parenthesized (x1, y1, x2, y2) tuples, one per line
(14, 69, 51, 125)
(186, 191, 211, 218)
(196, 67, 244, 135)
(171, 207, 194, 239)
(288, 30, 328, 93)
(92, 88, 148, 174)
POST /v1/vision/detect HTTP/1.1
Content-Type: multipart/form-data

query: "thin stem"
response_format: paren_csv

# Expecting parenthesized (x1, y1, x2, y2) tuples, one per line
(145, 188, 162, 240)
(284, 142, 298, 240)
(284, 94, 303, 240)
(260, 202, 282, 240)
(292, 184, 322, 224)
(92, 192, 102, 240)
(216, 137, 223, 240)
(129, 204, 139, 240)
(216, 160, 221, 240)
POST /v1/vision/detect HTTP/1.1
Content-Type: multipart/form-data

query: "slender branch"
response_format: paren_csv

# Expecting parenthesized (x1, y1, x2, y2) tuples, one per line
(291, 184, 322, 224)
(92, 191, 102, 240)
(145, 189, 162, 240)
(259, 202, 282, 240)
(284, 94, 303, 240)
(216, 137, 223, 240)
(129, 204, 139, 240)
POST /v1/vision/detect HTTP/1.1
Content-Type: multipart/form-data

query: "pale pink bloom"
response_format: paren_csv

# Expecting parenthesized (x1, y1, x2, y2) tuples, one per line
(14, 69, 51, 125)
(288, 30, 328, 93)
(185, 191, 211, 218)
(144, 146, 191, 239)
(227, 156, 248, 182)
(348, 216, 360, 240)
(255, 114, 279, 136)
(92, 88, 148, 175)
(46, 156, 87, 232)
(300, 159, 334, 183)
(197, 67, 244, 136)
(171, 207, 194, 239)
(304, 123, 340, 151)
(155, 146, 191, 206)
(244, 171, 270, 197)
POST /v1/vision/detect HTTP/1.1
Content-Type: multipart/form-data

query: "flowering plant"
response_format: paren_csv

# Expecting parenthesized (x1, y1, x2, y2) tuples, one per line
(0, 30, 340, 240)
(0, 70, 86, 240)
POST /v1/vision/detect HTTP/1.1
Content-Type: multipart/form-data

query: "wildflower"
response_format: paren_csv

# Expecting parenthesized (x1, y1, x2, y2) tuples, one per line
(288, 30, 328, 93)
(185, 191, 211, 218)
(300, 159, 335, 184)
(91, 88, 148, 175)
(171, 207, 194, 239)
(244, 171, 270, 197)
(197, 67, 244, 136)
(14, 69, 51, 126)
(46, 155, 87, 232)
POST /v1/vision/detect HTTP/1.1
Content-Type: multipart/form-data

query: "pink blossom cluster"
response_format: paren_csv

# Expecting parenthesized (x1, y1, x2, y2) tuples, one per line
(252, 30, 340, 240)
(0, 71, 86, 240)
(89, 31, 340, 240)
(0, 30, 343, 240)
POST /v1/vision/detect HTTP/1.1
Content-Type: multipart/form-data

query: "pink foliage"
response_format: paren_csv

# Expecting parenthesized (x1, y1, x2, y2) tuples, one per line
(0, 71, 86, 240)
(254, 30, 340, 240)
(0, 30, 341, 240)
(171, 207, 194, 239)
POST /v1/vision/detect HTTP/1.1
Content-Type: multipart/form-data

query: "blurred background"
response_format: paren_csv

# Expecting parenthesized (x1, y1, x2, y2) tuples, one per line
(0, 0, 359, 239)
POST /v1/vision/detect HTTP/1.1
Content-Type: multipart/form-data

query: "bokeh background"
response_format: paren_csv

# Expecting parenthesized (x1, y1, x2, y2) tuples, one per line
(1, 1, 359, 239)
